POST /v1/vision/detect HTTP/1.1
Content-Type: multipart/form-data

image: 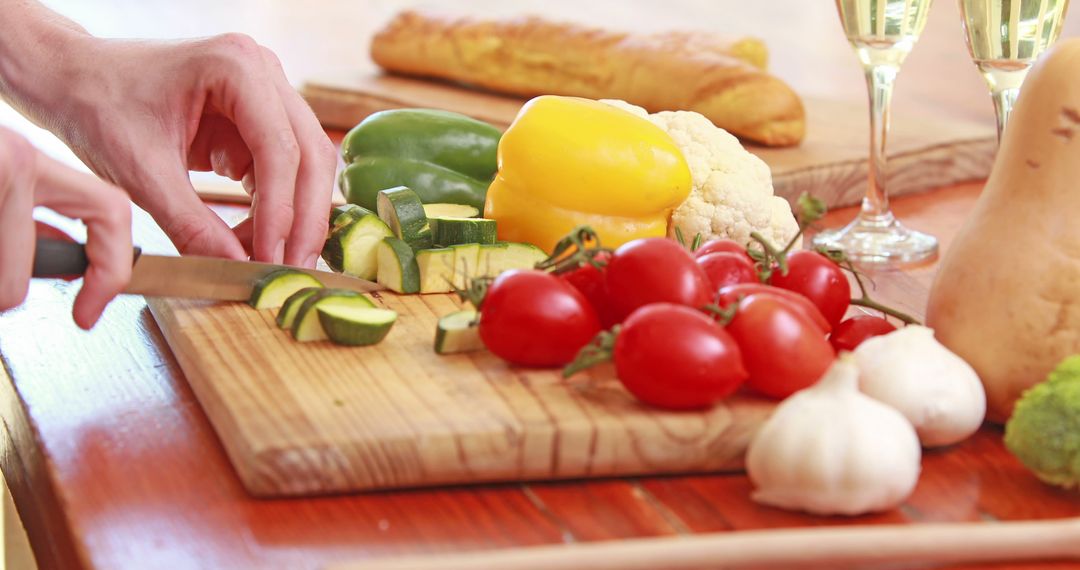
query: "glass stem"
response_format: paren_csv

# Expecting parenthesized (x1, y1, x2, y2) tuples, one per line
(991, 86, 1020, 142)
(862, 64, 899, 221)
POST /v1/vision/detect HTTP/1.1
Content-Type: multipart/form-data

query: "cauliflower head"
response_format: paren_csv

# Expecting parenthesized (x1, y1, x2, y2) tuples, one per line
(601, 100, 799, 249)
(1004, 355, 1080, 489)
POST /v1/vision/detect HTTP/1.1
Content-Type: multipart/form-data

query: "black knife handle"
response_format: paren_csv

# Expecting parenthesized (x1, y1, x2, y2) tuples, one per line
(32, 238, 142, 278)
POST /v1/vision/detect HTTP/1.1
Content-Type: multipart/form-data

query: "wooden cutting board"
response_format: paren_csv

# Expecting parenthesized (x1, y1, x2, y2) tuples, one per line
(147, 293, 775, 497)
(302, 73, 997, 209)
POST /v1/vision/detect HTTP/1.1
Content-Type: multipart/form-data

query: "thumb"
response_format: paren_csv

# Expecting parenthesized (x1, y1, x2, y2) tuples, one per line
(133, 164, 247, 260)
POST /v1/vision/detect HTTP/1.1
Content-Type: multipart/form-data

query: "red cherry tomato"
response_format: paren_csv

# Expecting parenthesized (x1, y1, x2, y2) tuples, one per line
(479, 270, 601, 367)
(605, 238, 711, 323)
(726, 295, 835, 399)
(829, 316, 898, 352)
(558, 251, 619, 329)
(696, 252, 758, 293)
(695, 238, 752, 261)
(769, 250, 851, 329)
(717, 283, 831, 334)
(614, 304, 748, 410)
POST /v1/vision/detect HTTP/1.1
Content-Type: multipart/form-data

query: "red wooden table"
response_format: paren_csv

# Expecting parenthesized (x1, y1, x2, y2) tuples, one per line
(1, 2, 1079, 569)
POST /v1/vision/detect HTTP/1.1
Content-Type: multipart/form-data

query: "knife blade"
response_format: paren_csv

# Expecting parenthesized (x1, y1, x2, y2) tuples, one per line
(32, 238, 382, 300)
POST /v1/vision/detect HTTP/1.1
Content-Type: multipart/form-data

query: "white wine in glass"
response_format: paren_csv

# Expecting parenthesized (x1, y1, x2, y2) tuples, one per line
(814, 0, 939, 265)
(960, 0, 1070, 139)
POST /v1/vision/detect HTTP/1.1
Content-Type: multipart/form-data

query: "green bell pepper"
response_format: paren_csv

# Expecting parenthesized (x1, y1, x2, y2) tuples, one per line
(339, 109, 501, 211)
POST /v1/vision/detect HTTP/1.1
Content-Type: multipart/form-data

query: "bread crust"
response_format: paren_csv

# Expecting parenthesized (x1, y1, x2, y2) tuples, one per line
(371, 11, 805, 147)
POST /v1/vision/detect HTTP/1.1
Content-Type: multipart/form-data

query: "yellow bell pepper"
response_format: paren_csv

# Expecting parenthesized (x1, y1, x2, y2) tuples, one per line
(484, 96, 692, 253)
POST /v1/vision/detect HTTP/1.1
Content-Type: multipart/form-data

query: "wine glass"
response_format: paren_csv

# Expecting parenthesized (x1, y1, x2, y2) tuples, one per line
(814, 0, 939, 266)
(959, 0, 1071, 140)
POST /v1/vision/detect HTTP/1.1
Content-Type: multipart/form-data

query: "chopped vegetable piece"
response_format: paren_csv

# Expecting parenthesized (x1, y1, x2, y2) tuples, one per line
(248, 269, 324, 310)
(431, 217, 497, 246)
(317, 305, 397, 346)
(416, 248, 456, 294)
(435, 309, 483, 354)
(376, 237, 421, 294)
(321, 212, 393, 279)
(423, 203, 480, 219)
(450, 243, 481, 289)
(329, 204, 374, 232)
(291, 289, 375, 342)
(276, 287, 324, 329)
(376, 186, 433, 250)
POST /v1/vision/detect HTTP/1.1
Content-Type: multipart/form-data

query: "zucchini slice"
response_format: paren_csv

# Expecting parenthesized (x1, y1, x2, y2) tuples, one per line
(376, 237, 421, 294)
(275, 287, 324, 329)
(434, 309, 484, 355)
(500, 242, 547, 273)
(329, 204, 375, 232)
(248, 269, 324, 310)
(317, 305, 397, 346)
(475, 242, 547, 279)
(416, 248, 456, 294)
(376, 186, 433, 250)
(291, 289, 376, 342)
(477, 243, 510, 277)
(431, 217, 497, 246)
(321, 212, 393, 279)
(450, 243, 481, 289)
(423, 203, 480, 219)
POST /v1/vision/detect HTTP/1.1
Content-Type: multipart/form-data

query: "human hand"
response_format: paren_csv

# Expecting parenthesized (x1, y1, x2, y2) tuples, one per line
(0, 127, 133, 329)
(34, 34, 336, 267)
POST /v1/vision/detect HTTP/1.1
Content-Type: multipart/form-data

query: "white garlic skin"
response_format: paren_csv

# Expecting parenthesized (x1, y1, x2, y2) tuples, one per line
(746, 357, 922, 516)
(854, 326, 986, 448)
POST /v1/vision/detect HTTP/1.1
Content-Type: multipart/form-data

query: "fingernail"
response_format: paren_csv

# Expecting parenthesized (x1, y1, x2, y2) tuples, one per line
(274, 239, 285, 265)
(303, 254, 319, 269)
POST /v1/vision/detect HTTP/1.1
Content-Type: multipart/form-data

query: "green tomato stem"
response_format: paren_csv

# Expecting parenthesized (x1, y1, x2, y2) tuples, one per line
(562, 328, 619, 378)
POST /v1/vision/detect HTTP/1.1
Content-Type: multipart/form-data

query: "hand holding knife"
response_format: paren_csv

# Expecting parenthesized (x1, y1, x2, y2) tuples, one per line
(32, 237, 381, 302)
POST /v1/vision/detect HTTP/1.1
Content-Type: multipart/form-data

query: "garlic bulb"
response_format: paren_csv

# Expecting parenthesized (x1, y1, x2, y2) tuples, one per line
(854, 325, 986, 448)
(746, 355, 921, 516)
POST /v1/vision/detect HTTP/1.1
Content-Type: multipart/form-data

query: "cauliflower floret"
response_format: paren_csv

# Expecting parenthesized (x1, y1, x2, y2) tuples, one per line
(601, 99, 799, 249)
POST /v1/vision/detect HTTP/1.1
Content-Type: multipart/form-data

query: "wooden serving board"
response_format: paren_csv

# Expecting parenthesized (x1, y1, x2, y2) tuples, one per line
(302, 73, 997, 209)
(147, 293, 775, 497)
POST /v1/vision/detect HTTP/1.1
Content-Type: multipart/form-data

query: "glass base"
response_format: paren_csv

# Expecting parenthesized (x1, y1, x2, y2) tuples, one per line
(812, 212, 938, 267)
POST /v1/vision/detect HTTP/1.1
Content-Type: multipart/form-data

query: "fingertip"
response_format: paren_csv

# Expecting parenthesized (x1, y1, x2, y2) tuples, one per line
(71, 294, 104, 331)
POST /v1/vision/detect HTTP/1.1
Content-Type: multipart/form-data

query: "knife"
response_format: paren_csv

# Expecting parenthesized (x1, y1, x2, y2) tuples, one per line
(32, 238, 382, 300)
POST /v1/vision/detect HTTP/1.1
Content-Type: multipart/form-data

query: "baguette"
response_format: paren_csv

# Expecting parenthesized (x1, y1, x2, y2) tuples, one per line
(371, 11, 805, 147)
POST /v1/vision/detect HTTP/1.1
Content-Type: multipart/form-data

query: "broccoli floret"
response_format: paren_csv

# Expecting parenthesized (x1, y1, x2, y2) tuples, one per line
(1004, 355, 1080, 489)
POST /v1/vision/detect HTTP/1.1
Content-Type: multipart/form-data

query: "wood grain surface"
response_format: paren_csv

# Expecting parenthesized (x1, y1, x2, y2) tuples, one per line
(146, 293, 774, 497)
(302, 74, 996, 210)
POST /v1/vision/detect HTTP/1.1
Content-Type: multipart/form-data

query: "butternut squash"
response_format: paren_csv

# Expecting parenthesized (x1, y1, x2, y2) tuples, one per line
(926, 39, 1080, 423)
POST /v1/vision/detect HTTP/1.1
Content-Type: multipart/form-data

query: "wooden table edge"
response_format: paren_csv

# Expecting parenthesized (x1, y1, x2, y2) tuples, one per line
(0, 360, 87, 569)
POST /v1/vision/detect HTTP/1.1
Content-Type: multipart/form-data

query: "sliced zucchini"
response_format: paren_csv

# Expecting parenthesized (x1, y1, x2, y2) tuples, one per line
(501, 242, 547, 271)
(376, 237, 421, 294)
(475, 242, 547, 278)
(423, 203, 480, 219)
(434, 309, 484, 355)
(450, 243, 481, 289)
(317, 305, 397, 346)
(291, 289, 375, 342)
(431, 217, 497, 246)
(477, 243, 510, 277)
(276, 287, 323, 329)
(416, 248, 456, 294)
(329, 204, 374, 232)
(321, 212, 393, 279)
(376, 186, 432, 250)
(248, 269, 324, 310)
